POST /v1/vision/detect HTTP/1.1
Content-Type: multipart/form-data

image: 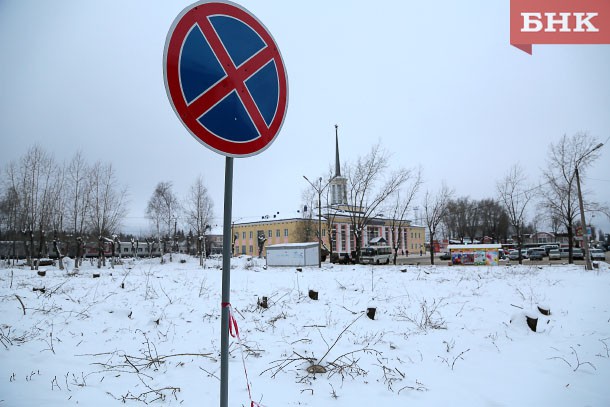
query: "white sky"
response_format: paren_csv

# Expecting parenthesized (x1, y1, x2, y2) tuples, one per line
(1, 1, 609, 236)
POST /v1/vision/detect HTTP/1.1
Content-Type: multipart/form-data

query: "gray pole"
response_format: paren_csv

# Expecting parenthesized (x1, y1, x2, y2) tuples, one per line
(574, 142, 604, 271)
(220, 157, 233, 407)
(575, 166, 592, 271)
(318, 178, 322, 268)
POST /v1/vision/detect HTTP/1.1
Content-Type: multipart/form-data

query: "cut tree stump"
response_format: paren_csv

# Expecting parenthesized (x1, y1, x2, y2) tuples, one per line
(306, 364, 326, 374)
(526, 314, 538, 332)
(92, 273, 100, 278)
(258, 296, 269, 309)
(537, 305, 551, 316)
(37, 270, 46, 277)
(308, 290, 318, 300)
(366, 307, 376, 320)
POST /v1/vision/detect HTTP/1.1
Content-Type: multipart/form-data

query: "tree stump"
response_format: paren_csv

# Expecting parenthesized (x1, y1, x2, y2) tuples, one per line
(525, 314, 538, 332)
(306, 364, 326, 374)
(37, 270, 46, 277)
(296, 267, 302, 272)
(537, 305, 551, 316)
(258, 296, 268, 309)
(366, 307, 376, 320)
(93, 273, 100, 278)
(308, 290, 318, 300)
(400, 268, 407, 273)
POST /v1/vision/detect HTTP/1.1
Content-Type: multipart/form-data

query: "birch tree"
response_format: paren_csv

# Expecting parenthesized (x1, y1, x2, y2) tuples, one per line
(184, 176, 214, 264)
(423, 183, 454, 265)
(343, 143, 410, 263)
(540, 132, 607, 263)
(497, 164, 533, 264)
(385, 166, 422, 264)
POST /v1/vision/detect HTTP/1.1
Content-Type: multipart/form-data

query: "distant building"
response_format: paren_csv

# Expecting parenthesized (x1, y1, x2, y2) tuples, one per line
(232, 126, 425, 259)
(232, 212, 424, 259)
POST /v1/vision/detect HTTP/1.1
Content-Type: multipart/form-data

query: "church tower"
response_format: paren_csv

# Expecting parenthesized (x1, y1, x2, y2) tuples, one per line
(330, 124, 348, 207)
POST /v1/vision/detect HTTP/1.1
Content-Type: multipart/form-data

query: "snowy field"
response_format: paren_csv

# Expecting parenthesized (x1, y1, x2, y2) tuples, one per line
(1, 256, 609, 406)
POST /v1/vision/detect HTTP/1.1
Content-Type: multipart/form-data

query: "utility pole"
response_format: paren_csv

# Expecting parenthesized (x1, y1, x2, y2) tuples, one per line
(303, 175, 331, 267)
(575, 142, 604, 271)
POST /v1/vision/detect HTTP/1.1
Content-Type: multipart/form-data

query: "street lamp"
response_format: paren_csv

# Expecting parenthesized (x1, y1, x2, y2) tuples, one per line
(575, 142, 603, 271)
(303, 175, 331, 268)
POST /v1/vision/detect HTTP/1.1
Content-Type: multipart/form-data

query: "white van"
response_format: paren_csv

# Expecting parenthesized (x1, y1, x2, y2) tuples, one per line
(360, 246, 392, 264)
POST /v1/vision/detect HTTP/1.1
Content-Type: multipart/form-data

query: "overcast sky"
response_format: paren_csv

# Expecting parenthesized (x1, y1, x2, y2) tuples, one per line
(1, 1, 609, 237)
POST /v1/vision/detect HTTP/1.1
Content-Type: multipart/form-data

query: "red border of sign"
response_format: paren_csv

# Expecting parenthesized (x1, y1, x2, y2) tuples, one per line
(164, 1, 288, 157)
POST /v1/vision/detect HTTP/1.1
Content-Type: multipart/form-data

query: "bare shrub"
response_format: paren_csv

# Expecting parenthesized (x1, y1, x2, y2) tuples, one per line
(395, 298, 447, 331)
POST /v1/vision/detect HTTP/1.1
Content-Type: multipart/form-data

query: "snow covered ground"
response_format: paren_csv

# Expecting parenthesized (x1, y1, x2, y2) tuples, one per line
(1, 256, 609, 406)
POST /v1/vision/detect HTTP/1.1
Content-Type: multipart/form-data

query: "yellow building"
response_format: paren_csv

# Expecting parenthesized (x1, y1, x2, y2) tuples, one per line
(232, 127, 426, 259)
(232, 213, 425, 259)
(232, 217, 307, 257)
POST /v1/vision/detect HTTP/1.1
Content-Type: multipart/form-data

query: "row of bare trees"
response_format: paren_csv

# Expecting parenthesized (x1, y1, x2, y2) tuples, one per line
(303, 132, 608, 266)
(145, 176, 214, 264)
(425, 132, 607, 264)
(0, 146, 128, 265)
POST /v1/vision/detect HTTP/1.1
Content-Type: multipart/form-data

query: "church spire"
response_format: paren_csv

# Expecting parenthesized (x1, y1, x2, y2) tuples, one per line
(335, 124, 341, 177)
(330, 124, 348, 207)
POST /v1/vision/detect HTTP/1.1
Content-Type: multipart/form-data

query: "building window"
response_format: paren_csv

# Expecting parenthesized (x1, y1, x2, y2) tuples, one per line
(249, 245, 253, 254)
(241, 245, 246, 254)
(284, 228, 288, 237)
(322, 228, 326, 237)
(268, 230, 272, 238)
(242, 232, 246, 239)
(249, 231, 253, 239)
(276, 229, 280, 237)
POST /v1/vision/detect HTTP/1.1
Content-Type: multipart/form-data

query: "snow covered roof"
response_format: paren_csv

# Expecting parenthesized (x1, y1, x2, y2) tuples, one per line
(448, 244, 502, 250)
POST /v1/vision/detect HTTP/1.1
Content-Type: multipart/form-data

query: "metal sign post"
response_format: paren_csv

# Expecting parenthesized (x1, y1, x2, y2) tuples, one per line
(164, 2, 288, 406)
(220, 157, 233, 407)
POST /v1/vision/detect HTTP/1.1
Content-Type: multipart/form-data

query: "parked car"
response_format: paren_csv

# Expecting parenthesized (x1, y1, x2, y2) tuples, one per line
(543, 244, 559, 255)
(590, 248, 606, 261)
(572, 248, 584, 260)
(508, 249, 528, 260)
(439, 252, 451, 260)
(548, 249, 561, 260)
(529, 248, 545, 260)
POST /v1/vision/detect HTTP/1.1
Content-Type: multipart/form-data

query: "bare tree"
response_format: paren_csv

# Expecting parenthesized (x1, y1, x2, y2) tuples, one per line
(65, 152, 92, 267)
(497, 164, 533, 264)
(296, 186, 317, 243)
(385, 167, 422, 264)
(423, 183, 454, 265)
(66, 152, 92, 235)
(478, 198, 510, 243)
(4, 146, 58, 268)
(146, 181, 180, 262)
(445, 197, 477, 243)
(343, 143, 411, 263)
(89, 162, 128, 267)
(540, 132, 608, 263)
(184, 176, 214, 265)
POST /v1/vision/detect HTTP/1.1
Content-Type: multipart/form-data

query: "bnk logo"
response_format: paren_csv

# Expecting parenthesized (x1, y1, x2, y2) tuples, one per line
(510, 0, 610, 54)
